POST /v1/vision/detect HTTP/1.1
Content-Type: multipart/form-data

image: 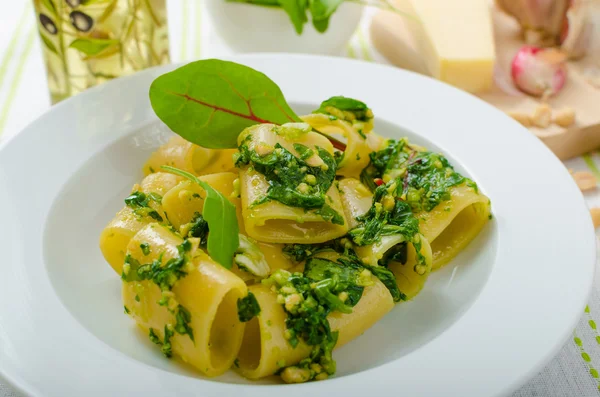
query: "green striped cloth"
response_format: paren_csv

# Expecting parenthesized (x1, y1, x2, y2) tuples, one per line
(0, 2, 599, 396)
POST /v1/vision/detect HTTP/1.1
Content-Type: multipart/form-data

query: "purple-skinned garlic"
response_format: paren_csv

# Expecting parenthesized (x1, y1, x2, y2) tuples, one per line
(511, 46, 568, 97)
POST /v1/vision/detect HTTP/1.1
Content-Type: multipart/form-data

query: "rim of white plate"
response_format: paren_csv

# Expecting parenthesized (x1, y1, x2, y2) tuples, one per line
(0, 54, 595, 397)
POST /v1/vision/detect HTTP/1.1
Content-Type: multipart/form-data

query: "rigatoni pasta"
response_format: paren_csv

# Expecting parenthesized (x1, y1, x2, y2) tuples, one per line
(100, 94, 491, 385)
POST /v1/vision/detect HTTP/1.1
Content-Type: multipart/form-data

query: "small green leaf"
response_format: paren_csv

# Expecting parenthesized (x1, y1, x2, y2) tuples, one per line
(149, 59, 301, 149)
(39, 33, 58, 55)
(279, 0, 308, 34)
(41, 0, 57, 16)
(309, 0, 343, 33)
(312, 17, 329, 33)
(161, 166, 239, 268)
(69, 38, 119, 56)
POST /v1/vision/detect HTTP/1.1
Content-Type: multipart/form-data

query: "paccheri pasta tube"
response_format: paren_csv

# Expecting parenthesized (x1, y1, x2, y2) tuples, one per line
(236, 123, 348, 244)
(100, 172, 181, 273)
(122, 223, 248, 377)
(143, 135, 236, 177)
(100, 94, 491, 385)
(359, 138, 491, 270)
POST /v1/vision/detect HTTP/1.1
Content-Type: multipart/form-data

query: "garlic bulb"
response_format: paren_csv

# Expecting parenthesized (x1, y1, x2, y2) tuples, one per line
(511, 46, 568, 97)
(560, 0, 593, 59)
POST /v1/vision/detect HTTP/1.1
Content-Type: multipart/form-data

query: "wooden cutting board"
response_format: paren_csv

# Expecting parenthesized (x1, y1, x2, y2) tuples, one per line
(370, 4, 600, 160)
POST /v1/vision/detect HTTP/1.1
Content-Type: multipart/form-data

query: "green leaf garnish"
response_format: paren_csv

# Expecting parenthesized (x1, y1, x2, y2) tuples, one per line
(309, 0, 344, 33)
(279, 0, 308, 34)
(149, 59, 301, 149)
(69, 38, 120, 56)
(161, 166, 239, 268)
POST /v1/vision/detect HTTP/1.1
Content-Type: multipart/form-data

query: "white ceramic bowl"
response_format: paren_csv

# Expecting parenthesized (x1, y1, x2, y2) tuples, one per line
(204, 0, 363, 54)
(0, 54, 595, 397)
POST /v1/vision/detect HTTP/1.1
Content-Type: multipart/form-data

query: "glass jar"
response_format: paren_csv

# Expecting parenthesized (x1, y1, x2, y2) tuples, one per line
(33, 0, 170, 103)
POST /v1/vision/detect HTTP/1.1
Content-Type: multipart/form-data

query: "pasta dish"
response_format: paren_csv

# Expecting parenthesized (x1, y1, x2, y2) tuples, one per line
(99, 60, 491, 384)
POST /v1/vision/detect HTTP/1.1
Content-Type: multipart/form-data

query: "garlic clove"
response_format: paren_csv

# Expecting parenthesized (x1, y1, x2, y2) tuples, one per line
(511, 46, 568, 97)
(559, 0, 593, 59)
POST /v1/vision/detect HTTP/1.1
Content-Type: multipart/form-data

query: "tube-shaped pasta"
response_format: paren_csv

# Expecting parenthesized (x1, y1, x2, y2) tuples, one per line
(236, 284, 312, 379)
(384, 235, 433, 300)
(99, 172, 181, 274)
(122, 223, 248, 377)
(339, 178, 433, 299)
(301, 113, 383, 179)
(415, 184, 491, 270)
(337, 178, 374, 229)
(238, 124, 348, 244)
(160, 172, 293, 276)
(143, 135, 236, 176)
(161, 172, 242, 230)
(236, 276, 394, 378)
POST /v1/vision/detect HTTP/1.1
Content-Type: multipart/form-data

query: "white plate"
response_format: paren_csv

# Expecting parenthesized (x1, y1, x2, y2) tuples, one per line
(0, 54, 595, 397)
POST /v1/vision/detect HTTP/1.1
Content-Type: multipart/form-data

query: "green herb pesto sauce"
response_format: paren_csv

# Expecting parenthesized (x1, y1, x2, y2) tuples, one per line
(236, 136, 344, 225)
(122, 239, 195, 345)
(237, 292, 261, 322)
(124, 191, 164, 221)
(185, 212, 209, 246)
(282, 241, 405, 303)
(264, 248, 403, 382)
(140, 243, 151, 256)
(361, 139, 477, 213)
(349, 184, 420, 246)
(149, 325, 174, 358)
(313, 96, 373, 123)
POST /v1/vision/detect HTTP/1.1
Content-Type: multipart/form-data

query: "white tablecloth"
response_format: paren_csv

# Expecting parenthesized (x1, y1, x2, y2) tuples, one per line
(1, 2, 599, 396)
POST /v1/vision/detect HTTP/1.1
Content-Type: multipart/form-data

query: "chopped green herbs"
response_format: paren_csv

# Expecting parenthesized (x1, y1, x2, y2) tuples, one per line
(360, 139, 474, 212)
(348, 184, 420, 246)
(122, 239, 195, 342)
(149, 328, 161, 345)
(282, 243, 321, 263)
(124, 191, 163, 221)
(186, 212, 209, 246)
(314, 96, 373, 123)
(174, 305, 194, 341)
(236, 136, 343, 224)
(362, 264, 406, 302)
(263, 269, 340, 380)
(148, 326, 174, 358)
(140, 243, 151, 256)
(237, 292, 261, 322)
(262, 251, 381, 382)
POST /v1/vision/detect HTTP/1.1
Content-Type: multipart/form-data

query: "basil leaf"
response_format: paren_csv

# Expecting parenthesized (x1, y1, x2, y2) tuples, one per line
(161, 166, 239, 268)
(149, 59, 301, 149)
